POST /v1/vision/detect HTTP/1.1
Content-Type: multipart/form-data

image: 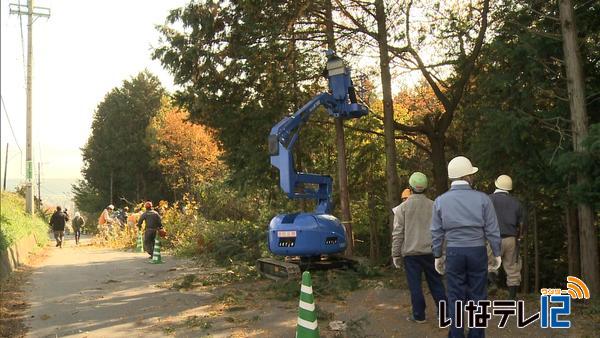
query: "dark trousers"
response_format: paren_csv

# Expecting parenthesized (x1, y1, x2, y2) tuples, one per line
(144, 229, 157, 256)
(53, 230, 64, 246)
(74, 228, 81, 243)
(404, 254, 447, 321)
(446, 246, 488, 338)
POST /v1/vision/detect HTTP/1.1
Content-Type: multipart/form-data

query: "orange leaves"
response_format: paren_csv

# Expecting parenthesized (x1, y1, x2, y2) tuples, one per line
(394, 84, 444, 123)
(150, 103, 224, 192)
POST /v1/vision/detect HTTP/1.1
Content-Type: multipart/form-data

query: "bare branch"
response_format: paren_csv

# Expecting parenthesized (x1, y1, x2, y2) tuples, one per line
(312, 119, 384, 137)
(439, 0, 491, 132)
(334, 0, 379, 40)
(395, 134, 432, 155)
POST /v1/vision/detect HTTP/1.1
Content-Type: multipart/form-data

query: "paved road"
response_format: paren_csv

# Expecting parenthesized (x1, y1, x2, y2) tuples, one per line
(24, 235, 208, 338)
(25, 235, 586, 337)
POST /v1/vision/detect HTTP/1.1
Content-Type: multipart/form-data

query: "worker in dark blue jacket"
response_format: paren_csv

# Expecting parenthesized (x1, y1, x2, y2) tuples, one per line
(49, 206, 68, 248)
(487, 174, 525, 300)
(431, 156, 502, 338)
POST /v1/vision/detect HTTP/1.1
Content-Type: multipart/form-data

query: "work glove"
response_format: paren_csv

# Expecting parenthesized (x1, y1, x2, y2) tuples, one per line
(491, 256, 502, 271)
(392, 257, 402, 269)
(434, 256, 445, 275)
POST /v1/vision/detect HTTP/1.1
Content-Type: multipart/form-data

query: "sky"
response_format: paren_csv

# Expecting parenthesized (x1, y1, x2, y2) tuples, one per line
(1, 0, 188, 181)
(0, 0, 428, 185)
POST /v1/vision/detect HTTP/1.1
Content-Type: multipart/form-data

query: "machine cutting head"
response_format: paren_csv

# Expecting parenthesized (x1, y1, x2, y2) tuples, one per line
(268, 212, 347, 256)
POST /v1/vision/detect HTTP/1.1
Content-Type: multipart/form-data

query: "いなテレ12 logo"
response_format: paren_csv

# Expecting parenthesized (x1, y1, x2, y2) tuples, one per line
(539, 276, 590, 328)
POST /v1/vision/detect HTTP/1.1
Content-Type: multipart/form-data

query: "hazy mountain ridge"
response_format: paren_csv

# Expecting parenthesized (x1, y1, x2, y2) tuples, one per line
(3, 178, 78, 209)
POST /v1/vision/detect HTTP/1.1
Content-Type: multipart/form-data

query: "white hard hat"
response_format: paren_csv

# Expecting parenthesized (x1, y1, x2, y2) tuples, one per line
(495, 175, 513, 191)
(448, 156, 478, 179)
(75, 212, 81, 217)
(108, 204, 114, 210)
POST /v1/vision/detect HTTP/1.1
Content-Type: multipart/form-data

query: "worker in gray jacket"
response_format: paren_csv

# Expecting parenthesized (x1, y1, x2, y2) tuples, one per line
(392, 172, 446, 324)
(136, 201, 164, 259)
(431, 156, 502, 338)
(487, 175, 525, 300)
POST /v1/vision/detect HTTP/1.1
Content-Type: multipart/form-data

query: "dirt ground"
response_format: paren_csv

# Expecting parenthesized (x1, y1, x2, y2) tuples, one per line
(1, 235, 599, 337)
(0, 245, 49, 337)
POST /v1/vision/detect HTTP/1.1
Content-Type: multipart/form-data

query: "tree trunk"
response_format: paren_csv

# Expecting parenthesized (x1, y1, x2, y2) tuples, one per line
(559, 0, 599, 294)
(141, 177, 147, 201)
(375, 0, 401, 234)
(565, 206, 581, 276)
(367, 181, 380, 263)
(334, 120, 354, 255)
(325, 0, 354, 255)
(428, 133, 448, 195)
(110, 170, 114, 205)
(533, 208, 539, 292)
(136, 176, 140, 201)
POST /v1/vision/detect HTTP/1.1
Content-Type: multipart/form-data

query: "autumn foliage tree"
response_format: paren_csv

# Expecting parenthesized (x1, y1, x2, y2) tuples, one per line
(148, 103, 223, 199)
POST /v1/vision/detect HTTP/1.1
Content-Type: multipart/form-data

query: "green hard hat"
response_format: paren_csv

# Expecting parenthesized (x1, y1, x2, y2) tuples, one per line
(409, 172, 428, 192)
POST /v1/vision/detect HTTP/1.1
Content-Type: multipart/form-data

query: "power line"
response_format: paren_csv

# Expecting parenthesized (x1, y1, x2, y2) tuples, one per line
(8, 152, 20, 161)
(0, 95, 23, 153)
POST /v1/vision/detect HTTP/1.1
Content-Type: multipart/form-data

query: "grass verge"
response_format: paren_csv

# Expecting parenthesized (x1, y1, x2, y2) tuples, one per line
(0, 192, 49, 251)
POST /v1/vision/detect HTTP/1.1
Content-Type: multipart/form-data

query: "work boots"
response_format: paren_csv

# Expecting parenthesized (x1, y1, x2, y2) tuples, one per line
(509, 286, 518, 300)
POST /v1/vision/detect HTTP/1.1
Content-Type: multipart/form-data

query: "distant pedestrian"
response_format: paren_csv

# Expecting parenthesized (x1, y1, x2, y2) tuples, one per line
(63, 208, 71, 234)
(431, 156, 502, 338)
(72, 212, 85, 245)
(127, 208, 139, 228)
(392, 172, 447, 323)
(98, 205, 115, 239)
(487, 175, 526, 300)
(49, 206, 68, 248)
(136, 201, 164, 259)
(401, 188, 411, 202)
(118, 207, 129, 228)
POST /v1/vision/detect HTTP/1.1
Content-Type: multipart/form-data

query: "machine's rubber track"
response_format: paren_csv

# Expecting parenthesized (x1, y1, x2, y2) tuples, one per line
(256, 257, 302, 280)
(297, 256, 357, 271)
(257, 256, 359, 280)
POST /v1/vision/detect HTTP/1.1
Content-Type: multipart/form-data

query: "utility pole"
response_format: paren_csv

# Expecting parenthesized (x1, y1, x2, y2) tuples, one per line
(110, 170, 114, 204)
(9, 0, 50, 214)
(37, 162, 41, 210)
(3, 143, 8, 191)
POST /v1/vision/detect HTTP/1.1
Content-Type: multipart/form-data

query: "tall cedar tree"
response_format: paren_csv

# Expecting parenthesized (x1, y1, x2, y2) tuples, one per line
(153, 1, 325, 193)
(77, 71, 168, 208)
(462, 0, 599, 290)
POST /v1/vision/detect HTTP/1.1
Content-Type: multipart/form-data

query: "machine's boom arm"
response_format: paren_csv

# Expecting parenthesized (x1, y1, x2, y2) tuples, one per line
(269, 52, 367, 214)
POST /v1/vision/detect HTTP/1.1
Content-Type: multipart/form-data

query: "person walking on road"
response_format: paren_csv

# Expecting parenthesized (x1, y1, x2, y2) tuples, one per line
(136, 201, 164, 259)
(71, 212, 85, 245)
(392, 172, 447, 324)
(431, 156, 502, 338)
(49, 206, 68, 248)
(487, 175, 526, 300)
(118, 207, 129, 229)
(98, 205, 115, 239)
(63, 208, 71, 235)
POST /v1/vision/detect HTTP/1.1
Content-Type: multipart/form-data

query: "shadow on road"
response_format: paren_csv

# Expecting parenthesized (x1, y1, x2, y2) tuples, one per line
(25, 239, 210, 337)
